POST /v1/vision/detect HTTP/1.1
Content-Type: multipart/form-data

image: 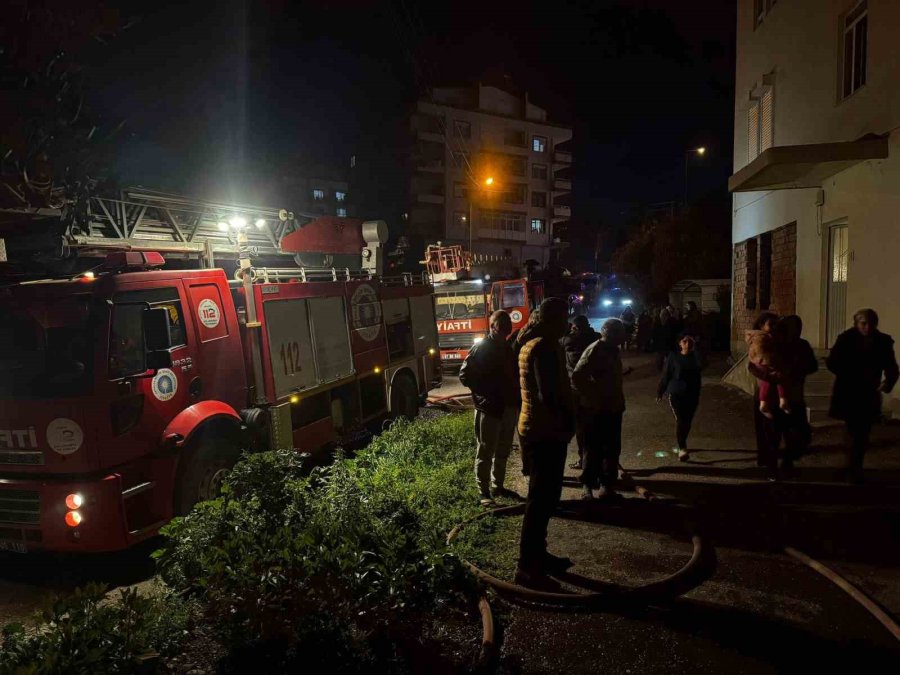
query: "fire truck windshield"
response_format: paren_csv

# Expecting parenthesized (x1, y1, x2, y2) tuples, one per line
(434, 291, 487, 320)
(0, 296, 95, 399)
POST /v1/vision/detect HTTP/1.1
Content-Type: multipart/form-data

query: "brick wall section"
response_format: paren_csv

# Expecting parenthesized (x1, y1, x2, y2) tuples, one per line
(731, 222, 796, 345)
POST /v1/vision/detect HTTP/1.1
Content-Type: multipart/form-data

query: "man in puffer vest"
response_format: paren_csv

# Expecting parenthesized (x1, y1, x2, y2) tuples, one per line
(514, 297, 576, 589)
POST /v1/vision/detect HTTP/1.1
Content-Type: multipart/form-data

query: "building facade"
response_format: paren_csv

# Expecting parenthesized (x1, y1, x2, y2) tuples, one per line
(730, 0, 900, 409)
(408, 84, 572, 269)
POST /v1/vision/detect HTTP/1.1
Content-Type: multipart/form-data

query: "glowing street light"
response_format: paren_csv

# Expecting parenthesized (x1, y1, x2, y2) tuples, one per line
(484, 176, 494, 186)
(695, 146, 706, 156)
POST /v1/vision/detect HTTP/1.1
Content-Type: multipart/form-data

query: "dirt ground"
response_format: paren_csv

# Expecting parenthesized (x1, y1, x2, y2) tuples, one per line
(438, 351, 900, 672)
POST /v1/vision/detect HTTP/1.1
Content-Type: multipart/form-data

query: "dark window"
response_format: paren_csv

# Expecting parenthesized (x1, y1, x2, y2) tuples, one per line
(842, 1, 868, 99)
(501, 184, 526, 205)
(110, 287, 186, 378)
(501, 284, 526, 309)
(531, 191, 547, 208)
(453, 182, 468, 199)
(532, 163, 547, 179)
(504, 129, 527, 147)
(453, 120, 471, 139)
(510, 156, 527, 177)
(451, 151, 469, 170)
(532, 136, 547, 152)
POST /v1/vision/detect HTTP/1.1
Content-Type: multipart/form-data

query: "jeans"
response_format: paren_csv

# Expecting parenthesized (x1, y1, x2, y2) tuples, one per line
(474, 407, 517, 496)
(580, 412, 623, 488)
(669, 394, 698, 450)
(518, 439, 567, 569)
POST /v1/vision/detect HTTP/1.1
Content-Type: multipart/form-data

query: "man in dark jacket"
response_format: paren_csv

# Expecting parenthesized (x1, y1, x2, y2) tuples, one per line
(560, 315, 599, 470)
(459, 310, 520, 505)
(573, 318, 627, 499)
(827, 308, 899, 482)
(515, 298, 575, 588)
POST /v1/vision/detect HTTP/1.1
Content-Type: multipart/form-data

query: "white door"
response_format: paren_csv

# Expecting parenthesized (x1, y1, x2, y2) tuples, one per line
(826, 224, 849, 347)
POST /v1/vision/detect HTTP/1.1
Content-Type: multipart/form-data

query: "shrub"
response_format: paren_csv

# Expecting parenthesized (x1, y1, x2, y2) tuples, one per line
(153, 415, 489, 671)
(0, 583, 195, 674)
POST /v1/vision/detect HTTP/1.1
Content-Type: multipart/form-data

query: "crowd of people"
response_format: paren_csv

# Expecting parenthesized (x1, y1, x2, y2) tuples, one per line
(459, 298, 898, 589)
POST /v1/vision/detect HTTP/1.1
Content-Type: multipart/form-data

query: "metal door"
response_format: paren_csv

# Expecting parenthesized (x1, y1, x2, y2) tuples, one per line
(826, 224, 849, 347)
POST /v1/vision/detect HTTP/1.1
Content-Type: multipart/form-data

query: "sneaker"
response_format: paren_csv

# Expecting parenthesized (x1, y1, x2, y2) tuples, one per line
(514, 567, 563, 591)
(479, 496, 497, 508)
(678, 449, 690, 462)
(542, 552, 575, 574)
(581, 485, 594, 500)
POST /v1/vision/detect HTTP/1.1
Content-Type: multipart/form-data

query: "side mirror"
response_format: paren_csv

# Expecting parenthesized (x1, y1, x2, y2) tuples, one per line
(144, 307, 172, 351)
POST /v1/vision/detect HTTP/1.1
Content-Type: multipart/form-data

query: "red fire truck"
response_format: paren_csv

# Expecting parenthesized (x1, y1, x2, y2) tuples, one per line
(424, 245, 543, 366)
(0, 198, 439, 553)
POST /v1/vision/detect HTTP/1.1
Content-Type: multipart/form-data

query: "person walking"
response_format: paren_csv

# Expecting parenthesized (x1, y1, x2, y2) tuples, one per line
(772, 315, 818, 474)
(826, 308, 899, 483)
(656, 333, 703, 461)
(573, 318, 627, 499)
(560, 315, 599, 471)
(459, 310, 521, 506)
(515, 298, 576, 588)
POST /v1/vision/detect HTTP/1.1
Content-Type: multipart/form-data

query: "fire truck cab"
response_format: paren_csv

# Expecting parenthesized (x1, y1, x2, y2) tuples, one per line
(0, 210, 439, 554)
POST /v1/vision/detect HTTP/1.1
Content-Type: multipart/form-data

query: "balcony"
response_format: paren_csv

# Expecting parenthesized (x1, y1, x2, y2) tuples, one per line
(478, 228, 526, 242)
(553, 204, 571, 218)
(416, 159, 445, 173)
(552, 178, 572, 192)
(553, 150, 572, 165)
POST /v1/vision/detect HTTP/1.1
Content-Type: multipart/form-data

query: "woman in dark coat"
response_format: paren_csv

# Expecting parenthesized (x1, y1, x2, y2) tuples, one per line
(827, 308, 899, 482)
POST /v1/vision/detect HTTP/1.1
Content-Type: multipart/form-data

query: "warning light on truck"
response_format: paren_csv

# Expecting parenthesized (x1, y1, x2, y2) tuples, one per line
(65, 511, 82, 527)
(65, 493, 83, 510)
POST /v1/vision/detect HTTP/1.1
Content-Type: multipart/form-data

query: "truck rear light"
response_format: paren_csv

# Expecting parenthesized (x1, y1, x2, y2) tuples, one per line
(65, 493, 83, 510)
(65, 511, 82, 527)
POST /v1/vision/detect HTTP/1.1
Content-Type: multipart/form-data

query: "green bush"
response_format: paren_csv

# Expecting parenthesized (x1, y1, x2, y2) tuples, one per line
(0, 583, 195, 674)
(153, 414, 490, 671)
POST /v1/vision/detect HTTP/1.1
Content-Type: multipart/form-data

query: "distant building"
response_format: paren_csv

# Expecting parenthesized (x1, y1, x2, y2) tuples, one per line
(278, 174, 350, 219)
(408, 84, 572, 269)
(729, 0, 898, 396)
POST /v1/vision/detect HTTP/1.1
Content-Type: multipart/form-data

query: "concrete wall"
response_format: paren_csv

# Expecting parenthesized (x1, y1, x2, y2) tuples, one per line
(733, 0, 900, 409)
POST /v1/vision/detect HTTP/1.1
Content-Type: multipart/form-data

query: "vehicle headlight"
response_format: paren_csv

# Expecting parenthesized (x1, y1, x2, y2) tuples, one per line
(602, 299, 613, 307)
(622, 299, 632, 305)
(472, 335, 484, 345)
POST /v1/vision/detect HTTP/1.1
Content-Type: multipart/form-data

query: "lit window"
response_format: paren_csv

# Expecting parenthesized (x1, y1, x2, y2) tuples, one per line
(532, 136, 547, 152)
(336, 207, 347, 218)
(841, 1, 868, 99)
(336, 191, 346, 202)
(531, 191, 547, 208)
(312, 189, 325, 200)
(532, 163, 547, 180)
(531, 219, 546, 234)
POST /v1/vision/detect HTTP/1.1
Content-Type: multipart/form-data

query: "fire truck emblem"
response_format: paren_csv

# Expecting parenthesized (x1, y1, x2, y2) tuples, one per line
(46, 418, 83, 456)
(151, 368, 178, 401)
(510, 310, 523, 323)
(350, 283, 382, 342)
(198, 298, 221, 328)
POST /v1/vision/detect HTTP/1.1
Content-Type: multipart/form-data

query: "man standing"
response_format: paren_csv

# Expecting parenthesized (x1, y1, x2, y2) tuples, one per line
(459, 310, 520, 506)
(573, 318, 627, 499)
(515, 298, 575, 588)
(827, 308, 899, 483)
(560, 316, 599, 470)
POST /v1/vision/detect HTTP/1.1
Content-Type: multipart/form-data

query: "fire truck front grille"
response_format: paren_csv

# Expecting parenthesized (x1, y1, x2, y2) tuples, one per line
(439, 333, 478, 350)
(0, 490, 41, 525)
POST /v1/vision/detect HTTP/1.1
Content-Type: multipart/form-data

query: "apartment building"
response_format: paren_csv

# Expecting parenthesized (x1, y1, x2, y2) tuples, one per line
(729, 0, 900, 410)
(408, 84, 573, 269)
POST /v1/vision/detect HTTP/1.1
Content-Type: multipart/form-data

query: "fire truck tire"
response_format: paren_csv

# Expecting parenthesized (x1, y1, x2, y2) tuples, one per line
(391, 371, 419, 421)
(174, 426, 242, 516)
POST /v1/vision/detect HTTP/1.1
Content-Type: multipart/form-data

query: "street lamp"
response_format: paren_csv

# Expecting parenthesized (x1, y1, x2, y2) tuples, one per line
(468, 176, 496, 251)
(684, 147, 706, 208)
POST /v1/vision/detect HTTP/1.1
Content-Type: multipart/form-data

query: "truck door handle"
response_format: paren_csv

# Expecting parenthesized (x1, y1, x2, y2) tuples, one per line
(189, 377, 202, 399)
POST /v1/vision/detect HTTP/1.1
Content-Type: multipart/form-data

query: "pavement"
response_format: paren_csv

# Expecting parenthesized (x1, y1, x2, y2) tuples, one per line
(433, 350, 900, 672)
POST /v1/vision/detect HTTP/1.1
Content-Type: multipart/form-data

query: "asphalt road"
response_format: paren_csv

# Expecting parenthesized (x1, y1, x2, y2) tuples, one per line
(437, 351, 900, 672)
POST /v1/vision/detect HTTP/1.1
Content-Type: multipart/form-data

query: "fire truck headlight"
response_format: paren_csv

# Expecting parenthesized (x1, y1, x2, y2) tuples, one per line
(602, 299, 613, 307)
(472, 336, 484, 345)
(65, 493, 83, 510)
(622, 299, 632, 306)
(428, 347, 436, 356)
(65, 511, 82, 528)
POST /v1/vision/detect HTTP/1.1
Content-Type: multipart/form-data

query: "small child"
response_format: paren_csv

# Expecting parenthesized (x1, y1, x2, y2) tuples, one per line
(746, 314, 789, 419)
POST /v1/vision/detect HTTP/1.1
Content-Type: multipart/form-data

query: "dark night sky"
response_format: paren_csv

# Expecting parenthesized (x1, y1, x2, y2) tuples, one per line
(87, 0, 735, 248)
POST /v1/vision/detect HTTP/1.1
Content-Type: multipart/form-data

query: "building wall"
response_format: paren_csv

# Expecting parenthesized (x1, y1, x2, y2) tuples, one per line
(409, 85, 572, 269)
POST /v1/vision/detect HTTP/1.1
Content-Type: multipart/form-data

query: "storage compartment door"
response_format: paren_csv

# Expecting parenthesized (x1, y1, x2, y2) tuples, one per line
(265, 299, 317, 397)
(308, 296, 354, 384)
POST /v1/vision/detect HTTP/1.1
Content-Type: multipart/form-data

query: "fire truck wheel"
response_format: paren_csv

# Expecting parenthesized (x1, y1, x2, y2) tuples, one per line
(391, 372, 419, 421)
(174, 429, 242, 516)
